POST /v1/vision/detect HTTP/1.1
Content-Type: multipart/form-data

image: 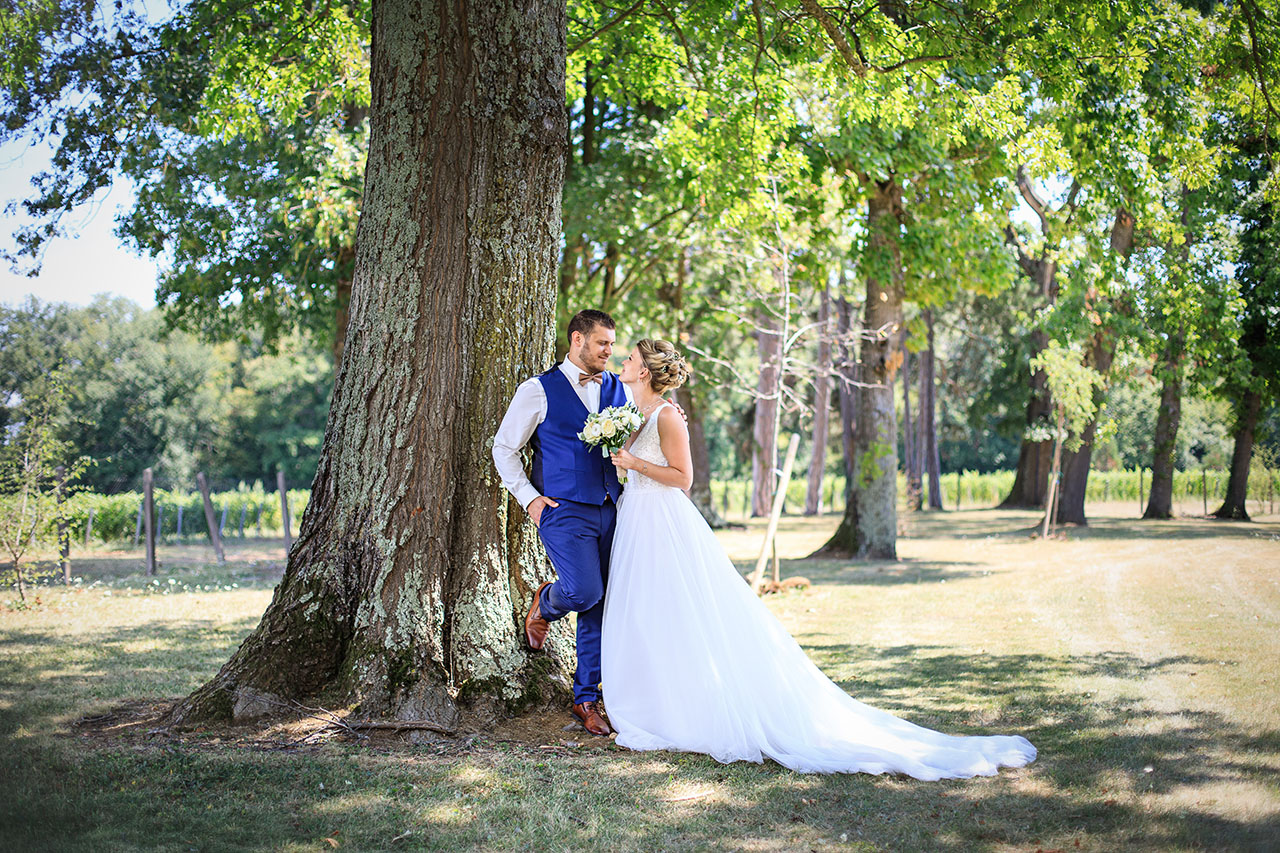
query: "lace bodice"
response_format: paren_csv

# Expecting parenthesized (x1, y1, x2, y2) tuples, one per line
(624, 402, 673, 493)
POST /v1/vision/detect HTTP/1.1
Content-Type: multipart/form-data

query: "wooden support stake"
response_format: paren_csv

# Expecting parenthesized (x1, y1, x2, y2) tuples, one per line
(196, 472, 225, 564)
(749, 434, 800, 594)
(143, 468, 156, 575)
(84, 507, 95, 545)
(278, 470, 293, 554)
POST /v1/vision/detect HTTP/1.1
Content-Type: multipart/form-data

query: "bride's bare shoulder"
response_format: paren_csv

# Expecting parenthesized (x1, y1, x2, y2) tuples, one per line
(656, 403, 688, 438)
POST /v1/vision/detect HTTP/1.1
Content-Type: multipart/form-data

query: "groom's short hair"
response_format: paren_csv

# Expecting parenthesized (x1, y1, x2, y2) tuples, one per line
(567, 309, 616, 344)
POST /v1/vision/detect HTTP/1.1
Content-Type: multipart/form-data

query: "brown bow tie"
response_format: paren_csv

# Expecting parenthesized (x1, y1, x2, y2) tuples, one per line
(578, 372, 602, 386)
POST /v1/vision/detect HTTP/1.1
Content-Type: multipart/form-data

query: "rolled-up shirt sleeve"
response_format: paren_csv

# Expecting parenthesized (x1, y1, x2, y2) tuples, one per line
(492, 378, 546, 510)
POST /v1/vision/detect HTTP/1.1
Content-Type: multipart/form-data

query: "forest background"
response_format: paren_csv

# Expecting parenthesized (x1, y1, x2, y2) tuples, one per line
(3, 0, 1278, 534)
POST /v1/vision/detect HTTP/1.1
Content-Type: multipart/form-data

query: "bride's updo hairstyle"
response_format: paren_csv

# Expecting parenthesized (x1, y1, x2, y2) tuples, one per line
(637, 338, 691, 395)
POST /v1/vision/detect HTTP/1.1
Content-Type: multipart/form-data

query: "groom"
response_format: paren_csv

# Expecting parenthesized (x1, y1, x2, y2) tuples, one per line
(491, 309, 629, 736)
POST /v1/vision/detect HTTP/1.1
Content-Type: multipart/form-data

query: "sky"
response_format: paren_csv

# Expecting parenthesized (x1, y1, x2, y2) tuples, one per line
(0, 139, 162, 310)
(0, 0, 176, 311)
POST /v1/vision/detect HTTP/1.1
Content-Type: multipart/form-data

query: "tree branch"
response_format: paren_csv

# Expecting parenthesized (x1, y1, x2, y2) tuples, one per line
(798, 0, 867, 77)
(1003, 224, 1040, 280)
(1015, 165, 1051, 235)
(1241, 0, 1279, 128)
(568, 0, 648, 55)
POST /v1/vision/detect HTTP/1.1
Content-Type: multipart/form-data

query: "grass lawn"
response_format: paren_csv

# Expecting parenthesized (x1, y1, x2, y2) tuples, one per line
(1, 505, 1278, 851)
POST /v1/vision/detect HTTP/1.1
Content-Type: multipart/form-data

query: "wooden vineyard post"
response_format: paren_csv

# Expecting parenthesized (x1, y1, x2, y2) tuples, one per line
(143, 468, 156, 575)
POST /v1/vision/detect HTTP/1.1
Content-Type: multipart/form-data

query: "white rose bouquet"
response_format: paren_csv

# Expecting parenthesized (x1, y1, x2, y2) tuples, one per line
(577, 402, 644, 458)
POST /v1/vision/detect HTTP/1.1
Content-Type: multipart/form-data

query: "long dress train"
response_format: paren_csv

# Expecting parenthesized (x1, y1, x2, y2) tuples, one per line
(600, 403, 1036, 779)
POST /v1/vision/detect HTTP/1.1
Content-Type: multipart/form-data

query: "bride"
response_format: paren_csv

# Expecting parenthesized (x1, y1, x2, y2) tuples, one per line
(601, 338, 1036, 779)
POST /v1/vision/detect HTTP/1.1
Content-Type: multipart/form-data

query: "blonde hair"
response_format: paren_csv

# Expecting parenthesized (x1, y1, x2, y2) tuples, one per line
(636, 338, 691, 394)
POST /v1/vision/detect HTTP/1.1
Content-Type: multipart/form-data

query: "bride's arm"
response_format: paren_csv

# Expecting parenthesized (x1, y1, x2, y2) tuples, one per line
(637, 406, 692, 490)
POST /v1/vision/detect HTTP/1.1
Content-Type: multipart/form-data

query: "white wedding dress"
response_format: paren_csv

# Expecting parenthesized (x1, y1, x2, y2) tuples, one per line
(600, 403, 1036, 778)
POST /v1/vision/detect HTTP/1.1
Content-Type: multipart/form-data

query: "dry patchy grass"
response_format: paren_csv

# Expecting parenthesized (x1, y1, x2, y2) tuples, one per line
(1, 510, 1278, 852)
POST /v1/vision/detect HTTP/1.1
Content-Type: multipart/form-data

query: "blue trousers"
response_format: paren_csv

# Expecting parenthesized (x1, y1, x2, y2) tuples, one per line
(536, 497, 616, 705)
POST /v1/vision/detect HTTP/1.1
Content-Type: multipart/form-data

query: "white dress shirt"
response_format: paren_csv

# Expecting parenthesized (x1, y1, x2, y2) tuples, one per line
(492, 357, 634, 509)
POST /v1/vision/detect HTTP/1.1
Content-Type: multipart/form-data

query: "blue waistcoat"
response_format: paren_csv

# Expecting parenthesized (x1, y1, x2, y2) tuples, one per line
(529, 366, 626, 504)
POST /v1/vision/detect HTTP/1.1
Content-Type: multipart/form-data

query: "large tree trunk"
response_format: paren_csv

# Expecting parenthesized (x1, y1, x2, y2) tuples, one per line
(165, 0, 570, 731)
(678, 383, 727, 528)
(1214, 389, 1261, 520)
(922, 309, 943, 510)
(751, 308, 782, 517)
(1054, 207, 1134, 526)
(1143, 338, 1183, 519)
(804, 285, 833, 515)
(815, 178, 903, 559)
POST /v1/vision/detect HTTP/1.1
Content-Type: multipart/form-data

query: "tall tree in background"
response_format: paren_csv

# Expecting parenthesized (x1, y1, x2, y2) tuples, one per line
(918, 309, 943, 510)
(1214, 136, 1279, 520)
(804, 284, 833, 516)
(998, 169, 1081, 509)
(1136, 178, 1240, 519)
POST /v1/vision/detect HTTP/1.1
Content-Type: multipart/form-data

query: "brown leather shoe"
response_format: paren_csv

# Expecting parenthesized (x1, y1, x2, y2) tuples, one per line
(572, 701, 613, 736)
(525, 581, 552, 650)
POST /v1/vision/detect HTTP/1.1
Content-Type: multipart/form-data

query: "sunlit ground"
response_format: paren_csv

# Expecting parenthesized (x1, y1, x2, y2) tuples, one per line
(1, 503, 1277, 851)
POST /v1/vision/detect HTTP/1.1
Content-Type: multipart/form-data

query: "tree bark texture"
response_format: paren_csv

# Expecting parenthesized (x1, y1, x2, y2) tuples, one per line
(751, 308, 782, 517)
(165, 0, 570, 731)
(1143, 338, 1183, 519)
(1214, 389, 1262, 520)
(816, 178, 903, 558)
(804, 285, 832, 515)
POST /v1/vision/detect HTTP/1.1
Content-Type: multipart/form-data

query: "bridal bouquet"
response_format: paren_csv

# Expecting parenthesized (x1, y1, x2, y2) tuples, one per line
(578, 402, 643, 458)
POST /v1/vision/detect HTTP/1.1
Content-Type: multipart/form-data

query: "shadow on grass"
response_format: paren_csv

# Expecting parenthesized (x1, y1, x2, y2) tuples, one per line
(731, 558, 995, 588)
(901, 509, 1280, 543)
(1, 619, 1277, 851)
(0, 616, 262, 739)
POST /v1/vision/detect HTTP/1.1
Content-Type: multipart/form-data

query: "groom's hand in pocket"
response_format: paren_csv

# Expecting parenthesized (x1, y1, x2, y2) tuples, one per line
(528, 496, 559, 528)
